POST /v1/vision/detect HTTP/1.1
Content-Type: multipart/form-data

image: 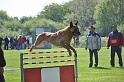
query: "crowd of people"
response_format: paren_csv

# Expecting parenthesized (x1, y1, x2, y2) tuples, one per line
(0, 35, 32, 50)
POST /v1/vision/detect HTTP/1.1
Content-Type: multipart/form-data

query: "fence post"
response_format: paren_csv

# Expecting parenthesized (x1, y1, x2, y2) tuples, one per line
(75, 55, 78, 82)
(20, 53, 24, 82)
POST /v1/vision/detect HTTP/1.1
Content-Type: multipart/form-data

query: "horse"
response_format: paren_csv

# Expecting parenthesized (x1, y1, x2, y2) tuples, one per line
(29, 21, 81, 56)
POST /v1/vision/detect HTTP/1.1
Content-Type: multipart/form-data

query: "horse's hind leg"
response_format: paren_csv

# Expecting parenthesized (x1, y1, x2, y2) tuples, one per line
(29, 44, 35, 52)
(29, 35, 46, 52)
(29, 41, 47, 52)
(29, 42, 38, 52)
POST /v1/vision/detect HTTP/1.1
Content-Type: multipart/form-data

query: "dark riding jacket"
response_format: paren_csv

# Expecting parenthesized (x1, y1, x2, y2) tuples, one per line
(107, 30, 124, 47)
(0, 48, 6, 67)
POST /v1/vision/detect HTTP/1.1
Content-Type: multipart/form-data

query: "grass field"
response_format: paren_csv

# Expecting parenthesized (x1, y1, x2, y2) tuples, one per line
(4, 47, 124, 82)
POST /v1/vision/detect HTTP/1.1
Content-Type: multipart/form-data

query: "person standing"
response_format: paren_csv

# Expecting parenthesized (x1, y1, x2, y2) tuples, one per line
(0, 45, 6, 82)
(85, 26, 101, 67)
(10, 36, 14, 49)
(13, 36, 18, 49)
(73, 35, 80, 47)
(0, 37, 3, 47)
(107, 25, 123, 67)
(26, 36, 30, 49)
(29, 36, 32, 48)
(4, 36, 9, 50)
(22, 36, 26, 49)
(17, 35, 23, 50)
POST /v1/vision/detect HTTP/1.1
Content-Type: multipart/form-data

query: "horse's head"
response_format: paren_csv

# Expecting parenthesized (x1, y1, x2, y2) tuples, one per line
(70, 21, 81, 36)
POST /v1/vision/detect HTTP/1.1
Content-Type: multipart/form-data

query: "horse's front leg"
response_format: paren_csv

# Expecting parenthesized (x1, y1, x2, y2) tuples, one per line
(68, 45, 77, 57)
(60, 43, 72, 56)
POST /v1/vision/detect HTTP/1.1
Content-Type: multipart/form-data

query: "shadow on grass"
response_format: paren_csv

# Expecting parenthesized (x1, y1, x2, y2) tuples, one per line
(114, 67, 124, 69)
(93, 67, 111, 70)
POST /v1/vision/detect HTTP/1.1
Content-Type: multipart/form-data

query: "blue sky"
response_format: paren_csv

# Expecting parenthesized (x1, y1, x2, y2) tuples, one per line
(0, 0, 70, 18)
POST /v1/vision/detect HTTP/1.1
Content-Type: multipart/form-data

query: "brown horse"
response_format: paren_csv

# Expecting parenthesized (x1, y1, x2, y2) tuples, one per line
(29, 21, 81, 56)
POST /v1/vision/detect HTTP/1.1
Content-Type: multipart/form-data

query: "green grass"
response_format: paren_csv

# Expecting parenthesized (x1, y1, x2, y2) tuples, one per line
(4, 48, 124, 82)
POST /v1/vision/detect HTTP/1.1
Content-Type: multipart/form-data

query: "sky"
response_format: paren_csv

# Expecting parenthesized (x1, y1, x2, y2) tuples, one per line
(0, 0, 70, 18)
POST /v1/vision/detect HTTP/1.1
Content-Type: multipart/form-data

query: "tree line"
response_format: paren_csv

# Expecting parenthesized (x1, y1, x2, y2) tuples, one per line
(0, 0, 124, 37)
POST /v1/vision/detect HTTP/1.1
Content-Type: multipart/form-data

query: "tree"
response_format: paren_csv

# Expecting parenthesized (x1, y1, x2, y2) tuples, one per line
(19, 16, 33, 24)
(2, 19, 23, 36)
(0, 10, 10, 21)
(0, 10, 10, 27)
(65, 0, 98, 32)
(94, 0, 124, 36)
(23, 18, 66, 35)
(37, 3, 69, 22)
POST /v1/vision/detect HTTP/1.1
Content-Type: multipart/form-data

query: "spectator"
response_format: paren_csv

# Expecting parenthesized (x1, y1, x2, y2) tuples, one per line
(23, 36, 27, 49)
(0, 37, 3, 47)
(10, 36, 14, 49)
(29, 36, 32, 48)
(0, 47, 6, 82)
(21, 36, 25, 49)
(13, 36, 18, 49)
(123, 34, 124, 46)
(26, 36, 30, 49)
(4, 36, 9, 50)
(17, 35, 23, 50)
(85, 26, 101, 67)
(73, 35, 80, 47)
(107, 25, 123, 67)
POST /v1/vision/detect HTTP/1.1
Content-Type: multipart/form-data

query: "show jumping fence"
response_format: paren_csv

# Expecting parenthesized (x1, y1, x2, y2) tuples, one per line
(20, 50, 78, 82)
